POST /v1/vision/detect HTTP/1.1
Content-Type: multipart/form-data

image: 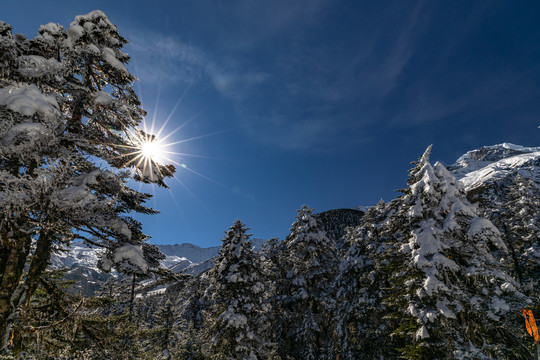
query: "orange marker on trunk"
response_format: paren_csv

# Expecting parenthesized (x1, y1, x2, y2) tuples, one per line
(522, 308, 539, 342)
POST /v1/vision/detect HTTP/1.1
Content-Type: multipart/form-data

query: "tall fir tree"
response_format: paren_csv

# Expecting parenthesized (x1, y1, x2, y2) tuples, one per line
(176, 275, 211, 360)
(206, 220, 272, 360)
(479, 174, 540, 303)
(275, 205, 338, 360)
(334, 200, 399, 360)
(0, 11, 173, 354)
(381, 146, 530, 359)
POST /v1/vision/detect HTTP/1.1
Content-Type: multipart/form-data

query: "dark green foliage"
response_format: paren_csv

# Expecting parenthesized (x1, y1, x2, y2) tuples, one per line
(334, 201, 400, 360)
(274, 205, 338, 360)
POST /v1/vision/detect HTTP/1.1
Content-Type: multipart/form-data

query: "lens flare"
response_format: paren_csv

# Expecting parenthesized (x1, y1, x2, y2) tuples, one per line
(140, 138, 163, 164)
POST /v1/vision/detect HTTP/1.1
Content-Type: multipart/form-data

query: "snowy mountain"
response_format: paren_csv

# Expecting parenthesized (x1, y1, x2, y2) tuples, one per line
(448, 143, 540, 208)
(447, 143, 540, 200)
(49, 239, 267, 295)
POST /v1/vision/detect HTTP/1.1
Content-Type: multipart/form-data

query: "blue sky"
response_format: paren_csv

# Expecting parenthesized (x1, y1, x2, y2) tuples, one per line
(2, 1, 540, 247)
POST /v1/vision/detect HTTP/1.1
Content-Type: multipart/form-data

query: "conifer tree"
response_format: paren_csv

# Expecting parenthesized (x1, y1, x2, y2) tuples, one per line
(143, 296, 176, 360)
(100, 237, 166, 321)
(276, 205, 338, 360)
(482, 174, 540, 302)
(382, 146, 530, 359)
(334, 201, 399, 359)
(0, 11, 173, 354)
(174, 275, 211, 359)
(207, 220, 271, 360)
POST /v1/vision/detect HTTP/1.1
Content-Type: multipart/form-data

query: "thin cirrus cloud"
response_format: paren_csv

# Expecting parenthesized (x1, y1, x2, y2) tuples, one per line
(125, 29, 269, 102)
(123, 1, 502, 153)
(234, 2, 432, 151)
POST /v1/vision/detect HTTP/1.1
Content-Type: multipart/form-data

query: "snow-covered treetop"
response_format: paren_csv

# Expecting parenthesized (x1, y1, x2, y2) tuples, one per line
(211, 220, 261, 289)
(286, 205, 334, 249)
(219, 219, 252, 259)
(282, 205, 337, 298)
(100, 241, 165, 275)
(0, 10, 171, 262)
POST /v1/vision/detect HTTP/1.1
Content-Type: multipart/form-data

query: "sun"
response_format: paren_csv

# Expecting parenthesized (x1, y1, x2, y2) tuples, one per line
(113, 85, 228, 189)
(133, 129, 169, 167)
(140, 139, 163, 163)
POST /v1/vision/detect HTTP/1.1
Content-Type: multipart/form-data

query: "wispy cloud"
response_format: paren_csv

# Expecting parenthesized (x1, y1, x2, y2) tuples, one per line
(233, 1, 432, 151)
(125, 29, 269, 101)
(120, 1, 532, 154)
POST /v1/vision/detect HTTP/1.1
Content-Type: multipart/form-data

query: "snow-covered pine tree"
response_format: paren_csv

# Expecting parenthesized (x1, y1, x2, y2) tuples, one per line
(258, 237, 281, 353)
(0, 11, 173, 354)
(206, 220, 271, 360)
(176, 274, 213, 359)
(334, 200, 400, 360)
(382, 146, 530, 359)
(480, 174, 540, 303)
(275, 205, 338, 360)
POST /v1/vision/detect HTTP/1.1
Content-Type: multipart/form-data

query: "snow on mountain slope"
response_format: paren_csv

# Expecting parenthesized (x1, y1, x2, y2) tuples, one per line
(50, 242, 104, 271)
(448, 143, 540, 191)
(159, 238, 266, 270)
(49, 238, 269, 295)
(158, 243, 220, 268)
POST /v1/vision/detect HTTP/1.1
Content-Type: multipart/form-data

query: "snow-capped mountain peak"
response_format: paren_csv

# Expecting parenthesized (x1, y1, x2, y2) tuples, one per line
(448, 143, 540, 191)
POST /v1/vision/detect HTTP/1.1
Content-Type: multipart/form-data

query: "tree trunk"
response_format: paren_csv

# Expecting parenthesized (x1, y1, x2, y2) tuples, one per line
(1, 281, 28, 355)
(0, 230, 31, 353)
(0, 231, 10, 287)
(24, 231, 52, 307)
(129, 273, 136, 322)
(501, 222, 523, 284)
(0, 231, 53, 355)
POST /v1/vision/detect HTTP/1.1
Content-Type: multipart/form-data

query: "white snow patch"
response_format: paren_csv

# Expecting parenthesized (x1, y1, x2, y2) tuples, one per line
(0, 84, 59, 119)
(490, 296, 510, 314)
(437, 299, 456, 319)
(467, 218, 506, 250)
(39, 22, 63, 34)
(109, 218, 132, 239)
(114, 244, 148, 274)
(7, 122, 48, 137)
(66, 25, 85, 47)
(93, 91, 111, 105)
(102, 47, 127, 73)
(18, 55, 62, 78)
(415, 325, 429, 340)
(220, 308, 248, 329)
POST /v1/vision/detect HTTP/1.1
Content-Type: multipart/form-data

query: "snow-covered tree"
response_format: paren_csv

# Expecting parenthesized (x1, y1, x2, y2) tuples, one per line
(142, 296, 176, 360)
(173, 275, 211, 360)
(382, 146, 530, 359)
(0, 11, 173, 354)
(334, 200, 399, 360)
(479, 174, 540, 302)
(275, 205, 338, 360)
(206, 220, 272, 360)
